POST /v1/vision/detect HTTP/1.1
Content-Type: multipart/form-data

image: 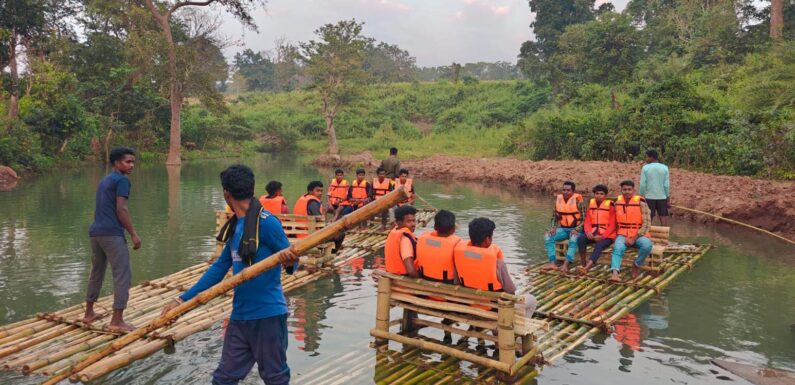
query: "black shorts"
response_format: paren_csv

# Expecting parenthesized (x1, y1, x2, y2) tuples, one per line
(646, 199, 669, 217)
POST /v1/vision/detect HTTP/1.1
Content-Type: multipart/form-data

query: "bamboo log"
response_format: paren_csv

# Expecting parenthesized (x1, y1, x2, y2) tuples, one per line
(672, 204, 795, 246)
(40, 187, 410, 385)
(370, 329, 510, 372)
(374, 276, 392, 347)
(497, 299, 516, 371)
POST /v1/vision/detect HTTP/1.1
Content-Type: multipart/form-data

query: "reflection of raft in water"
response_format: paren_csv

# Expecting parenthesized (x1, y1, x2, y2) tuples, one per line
(361, 226, 712, 384)
(0, 207, 435, 383)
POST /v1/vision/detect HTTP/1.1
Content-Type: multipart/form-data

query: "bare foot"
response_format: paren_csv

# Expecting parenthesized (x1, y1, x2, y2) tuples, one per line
(82, 311, 102, 324)
(577, 266, 588, 275)
(608, 272, 622, 283)
(108, 321, 135, 332)
(541, 262, 558, 271)
(559, 261, 570, 273)
(631, 265, 641, 279)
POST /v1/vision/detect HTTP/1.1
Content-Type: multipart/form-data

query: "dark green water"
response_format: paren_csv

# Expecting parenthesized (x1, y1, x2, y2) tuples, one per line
(1, 155, 794, 384)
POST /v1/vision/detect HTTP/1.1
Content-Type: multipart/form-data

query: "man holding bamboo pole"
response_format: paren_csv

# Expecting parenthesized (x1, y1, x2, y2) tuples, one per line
(161, 164, 298, 385)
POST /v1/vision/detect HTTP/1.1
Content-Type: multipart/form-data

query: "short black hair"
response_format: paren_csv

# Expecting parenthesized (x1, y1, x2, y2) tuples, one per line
(220, 164, 255, 200)
(109, 147, 136, 164)
(356, 168, 365, 175)
(433, 210, 456, 234)
(469, 217, 495, 245)
(394, 205, 417, 222)
(620, 180, 635, 188)
(390, 147, 398, 155)
(592, 184, 608, 194)
(399, 168, 409, 176)
(376, 167, 386, 174)
(334, 168, 344, 175)
(307, 180, 323, 192)
(646, 149, 659, 160)
(265, 180, 282, 196)
(563, 180, 576, 191)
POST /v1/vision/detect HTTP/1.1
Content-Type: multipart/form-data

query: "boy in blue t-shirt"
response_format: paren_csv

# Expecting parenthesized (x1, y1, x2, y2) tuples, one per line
(83, 147, 141, 331)
(162, 164, 298, 385)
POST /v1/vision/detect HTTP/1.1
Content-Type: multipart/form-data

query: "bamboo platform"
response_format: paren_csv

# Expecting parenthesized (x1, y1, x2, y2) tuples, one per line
(0, 208, 435, 383)
(351, 242, 712, 384)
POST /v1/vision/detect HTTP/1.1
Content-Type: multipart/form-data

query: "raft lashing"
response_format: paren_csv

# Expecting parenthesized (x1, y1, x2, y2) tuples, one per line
(0, 208, 436, 383)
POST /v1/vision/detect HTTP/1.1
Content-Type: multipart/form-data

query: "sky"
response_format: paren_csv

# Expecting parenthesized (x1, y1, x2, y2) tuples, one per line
(218, 0, 631, 67)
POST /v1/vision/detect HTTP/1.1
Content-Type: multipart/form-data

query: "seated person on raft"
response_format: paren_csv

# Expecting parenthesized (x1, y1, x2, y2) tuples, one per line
(348, 168, 373, 211)
(609, 180, 654, 282)
(416, 209, 461, 343)
(292, 181, 324, 239)
(543, 181, 586, 272)
(416, 210, 461, 284)
(394, 168, 415, 206)
(455, 218, 537, 316)
(259, 180, 290, 214)
(577, 184, 617, 275)
(327, 168, 353, 222)
(372, 167, 395, 231)
(384, 205, 419, 278)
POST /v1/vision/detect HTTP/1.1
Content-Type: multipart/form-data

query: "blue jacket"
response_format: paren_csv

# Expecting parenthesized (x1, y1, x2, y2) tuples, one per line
(180, 210, 295, 321)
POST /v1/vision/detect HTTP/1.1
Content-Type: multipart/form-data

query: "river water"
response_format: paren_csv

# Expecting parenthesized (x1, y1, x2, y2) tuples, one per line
(1, 155, 793, 385)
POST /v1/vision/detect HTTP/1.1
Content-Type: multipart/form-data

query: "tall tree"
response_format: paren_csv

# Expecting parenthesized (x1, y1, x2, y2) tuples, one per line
(0, 0, 46, 118)
(526, 0, 595, 60)
(142, 0, 264, 165)
(299, 19, 368, 155)
(770, 0, 784, 40)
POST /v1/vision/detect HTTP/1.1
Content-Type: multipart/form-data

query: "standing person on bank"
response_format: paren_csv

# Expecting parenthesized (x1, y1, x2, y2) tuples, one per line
(162, 165, 298, 385)
(82, 147, 141, 332)
(380, 147, 401, 179)
(639, 149, 670, 226)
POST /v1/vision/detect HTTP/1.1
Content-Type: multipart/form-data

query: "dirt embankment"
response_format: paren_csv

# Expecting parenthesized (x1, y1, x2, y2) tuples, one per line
(315, 154, 795, 241)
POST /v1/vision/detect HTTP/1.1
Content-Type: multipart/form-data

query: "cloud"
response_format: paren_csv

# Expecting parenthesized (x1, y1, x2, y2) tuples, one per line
(491, 5, 510, 16)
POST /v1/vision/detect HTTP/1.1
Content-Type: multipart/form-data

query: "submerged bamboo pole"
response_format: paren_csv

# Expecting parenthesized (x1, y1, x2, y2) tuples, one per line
(41, 187, 409, 385)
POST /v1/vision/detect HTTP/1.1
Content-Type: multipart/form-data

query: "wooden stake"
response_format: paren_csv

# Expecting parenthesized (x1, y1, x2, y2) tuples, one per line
(374, 276, 392, 347)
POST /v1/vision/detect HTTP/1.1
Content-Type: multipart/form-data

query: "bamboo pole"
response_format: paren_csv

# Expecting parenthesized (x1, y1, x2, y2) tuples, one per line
(672, 204, 795, 246)
(497, 298, 516, 372)
(40, 187, 410, 385)
(374, 276, 392, 347)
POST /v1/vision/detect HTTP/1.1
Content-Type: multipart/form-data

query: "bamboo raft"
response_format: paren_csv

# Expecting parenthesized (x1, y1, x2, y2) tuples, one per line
(0, 205, 435, 383)
(352, 242, 712, 384)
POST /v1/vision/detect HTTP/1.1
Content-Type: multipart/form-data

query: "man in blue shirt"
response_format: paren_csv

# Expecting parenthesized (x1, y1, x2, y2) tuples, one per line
(639, 149, 671, 226)
(83, 147, 141, 331)
(162, 164, 298, 385)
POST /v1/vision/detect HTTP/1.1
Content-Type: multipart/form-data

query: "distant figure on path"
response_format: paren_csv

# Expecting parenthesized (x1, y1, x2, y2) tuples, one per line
(162, 164, 298, 385)
(380, 147, 401, 179)
(639, 149, 670, 226)
(82, 147, 141, 331)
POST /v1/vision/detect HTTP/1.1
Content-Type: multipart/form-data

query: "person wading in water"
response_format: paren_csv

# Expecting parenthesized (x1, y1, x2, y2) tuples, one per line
(82, 147, 141, 332)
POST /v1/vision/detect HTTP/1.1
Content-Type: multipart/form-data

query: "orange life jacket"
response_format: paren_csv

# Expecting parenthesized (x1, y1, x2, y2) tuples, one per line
(555, 193, 583, 228)
(454, 241, 503, 292)
(350, 179, 369, 206)
(587, 198, 612, 235)
(328, 178, 351, 206)
(615, 195, 644, 238)
(293, 194, 323, 239)
(372, 177, 393, 199)
(384, 227, 416, 275)
(394, 178, 414, 206)
(260, 195, 287, 214)
(416, 231, 461, 284)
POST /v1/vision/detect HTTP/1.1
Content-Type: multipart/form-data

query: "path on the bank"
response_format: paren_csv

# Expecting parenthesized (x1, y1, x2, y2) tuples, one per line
(315, 153, 795, 241)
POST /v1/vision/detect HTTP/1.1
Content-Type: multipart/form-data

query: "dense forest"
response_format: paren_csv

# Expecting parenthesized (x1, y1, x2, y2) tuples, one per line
(0, 0, 793, 178)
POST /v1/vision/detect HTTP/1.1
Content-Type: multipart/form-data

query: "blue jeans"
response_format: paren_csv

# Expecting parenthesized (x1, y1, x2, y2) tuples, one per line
(544, 228, 578, 262)
(212, 314, 290, 385)
(610, 235, 653, 271)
